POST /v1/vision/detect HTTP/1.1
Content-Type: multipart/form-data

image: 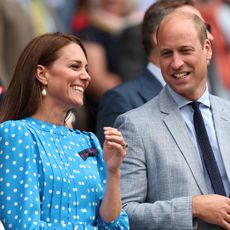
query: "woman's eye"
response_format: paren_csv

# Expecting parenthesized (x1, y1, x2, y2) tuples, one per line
(71, 65, 79, 70)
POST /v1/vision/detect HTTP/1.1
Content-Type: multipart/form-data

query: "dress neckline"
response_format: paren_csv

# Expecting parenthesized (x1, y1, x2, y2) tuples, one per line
(24, 117, 76, 136)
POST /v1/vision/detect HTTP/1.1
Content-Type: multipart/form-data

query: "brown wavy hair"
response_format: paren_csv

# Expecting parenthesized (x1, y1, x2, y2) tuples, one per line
(0, 32, 87, 123)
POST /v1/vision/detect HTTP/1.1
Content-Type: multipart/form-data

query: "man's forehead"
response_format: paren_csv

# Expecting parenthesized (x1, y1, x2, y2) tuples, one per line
(176, 5, 203, 19)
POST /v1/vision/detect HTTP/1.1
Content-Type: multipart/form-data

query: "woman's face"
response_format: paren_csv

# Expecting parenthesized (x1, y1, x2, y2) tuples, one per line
(44, 43, 91, 110)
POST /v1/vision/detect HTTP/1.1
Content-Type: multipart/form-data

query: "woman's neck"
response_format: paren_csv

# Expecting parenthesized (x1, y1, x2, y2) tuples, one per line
(32, 103, 67, 126)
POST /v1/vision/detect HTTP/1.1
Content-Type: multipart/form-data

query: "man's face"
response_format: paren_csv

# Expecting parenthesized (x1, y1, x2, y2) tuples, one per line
(157, 16, 212, 100)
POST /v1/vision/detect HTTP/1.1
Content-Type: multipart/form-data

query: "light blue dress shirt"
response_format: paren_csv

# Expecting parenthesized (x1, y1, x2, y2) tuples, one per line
(167, 86, 230, 196)
(147, 62, 166, 87)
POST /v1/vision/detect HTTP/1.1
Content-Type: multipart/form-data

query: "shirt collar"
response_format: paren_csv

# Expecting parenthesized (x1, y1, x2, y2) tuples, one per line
(167, 85, 210, 109)
(147, 62, 166, 87)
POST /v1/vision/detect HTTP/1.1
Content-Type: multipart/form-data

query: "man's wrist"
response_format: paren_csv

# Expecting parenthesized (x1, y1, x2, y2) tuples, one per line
(192, 195, 201, 218)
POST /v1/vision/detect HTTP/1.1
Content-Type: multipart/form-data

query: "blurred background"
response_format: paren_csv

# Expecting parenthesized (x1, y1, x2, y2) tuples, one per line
(1, 0, 230, 229)
(0, 0, 230, 134)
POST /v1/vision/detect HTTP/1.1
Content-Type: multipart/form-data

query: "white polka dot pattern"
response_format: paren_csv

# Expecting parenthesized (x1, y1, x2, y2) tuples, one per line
(0, 118, 129, 229)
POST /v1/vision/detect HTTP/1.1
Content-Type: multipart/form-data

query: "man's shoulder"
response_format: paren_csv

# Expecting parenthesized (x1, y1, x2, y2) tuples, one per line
(210, 95, 230, 116)
(110, 76, 143, 95)
(210, 94, 230, 107)
(100, 75, 146, 107)
(99, 80, 138, 107)
(113, 96, 160, 130)
(121, 95, 159, 117)
(107, 67, 156, 95)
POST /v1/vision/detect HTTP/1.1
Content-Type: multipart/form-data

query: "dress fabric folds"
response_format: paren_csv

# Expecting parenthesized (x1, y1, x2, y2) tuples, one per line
(0, 118, 129, 230)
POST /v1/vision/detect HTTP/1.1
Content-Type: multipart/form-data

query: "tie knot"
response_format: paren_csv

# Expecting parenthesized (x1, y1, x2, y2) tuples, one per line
(191, 101, 200, 110)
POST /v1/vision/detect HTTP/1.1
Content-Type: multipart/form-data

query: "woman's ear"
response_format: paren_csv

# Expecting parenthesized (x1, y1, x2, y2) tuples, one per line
(35, 65, 48, 85)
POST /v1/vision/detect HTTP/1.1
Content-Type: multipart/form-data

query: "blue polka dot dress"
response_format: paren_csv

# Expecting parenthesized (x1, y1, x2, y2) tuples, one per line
(0, 118, 129, 229)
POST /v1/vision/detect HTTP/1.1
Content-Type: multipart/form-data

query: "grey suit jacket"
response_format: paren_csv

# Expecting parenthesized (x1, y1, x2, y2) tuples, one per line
(114, 87, 230, 230)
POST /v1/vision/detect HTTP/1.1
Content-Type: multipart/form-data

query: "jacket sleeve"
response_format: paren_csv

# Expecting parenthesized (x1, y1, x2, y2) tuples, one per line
(114, 115, 195, 230)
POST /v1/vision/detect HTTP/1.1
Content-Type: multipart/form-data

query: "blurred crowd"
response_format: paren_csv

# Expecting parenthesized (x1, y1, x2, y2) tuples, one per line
(0, 0, 230, 133)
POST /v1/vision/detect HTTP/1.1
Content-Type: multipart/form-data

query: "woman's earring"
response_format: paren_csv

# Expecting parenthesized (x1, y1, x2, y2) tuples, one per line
(41, 88, 46, 96)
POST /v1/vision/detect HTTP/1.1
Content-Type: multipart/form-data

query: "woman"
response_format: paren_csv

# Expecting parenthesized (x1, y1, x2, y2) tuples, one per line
(0, 32, 129, 229)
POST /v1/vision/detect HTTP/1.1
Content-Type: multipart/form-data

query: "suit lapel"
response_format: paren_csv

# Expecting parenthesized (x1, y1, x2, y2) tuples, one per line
(159, 88, 208, 194)
(211, 97, 230, 182)
(137, 68, 163, 102)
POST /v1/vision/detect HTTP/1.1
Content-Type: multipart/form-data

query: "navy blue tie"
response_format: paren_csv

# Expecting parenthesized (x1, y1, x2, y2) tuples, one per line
(191, 101, 226, 196)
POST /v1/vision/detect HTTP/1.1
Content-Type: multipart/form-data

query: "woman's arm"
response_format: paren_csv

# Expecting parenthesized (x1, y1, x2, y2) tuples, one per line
(99, 127, 126, 221)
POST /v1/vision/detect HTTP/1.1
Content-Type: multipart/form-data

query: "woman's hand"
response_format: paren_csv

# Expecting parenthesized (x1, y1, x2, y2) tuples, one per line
(102, 127, 127, 173)
(100, 127, 126, 221)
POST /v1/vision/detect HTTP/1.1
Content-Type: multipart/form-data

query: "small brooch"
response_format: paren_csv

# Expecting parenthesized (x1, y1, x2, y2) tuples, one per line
(78, 148, 98, 160)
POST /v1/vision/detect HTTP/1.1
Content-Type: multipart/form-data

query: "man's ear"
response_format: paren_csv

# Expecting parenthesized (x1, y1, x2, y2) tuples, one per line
(35, 65, 48, 85)
(205, 39, 212, 62)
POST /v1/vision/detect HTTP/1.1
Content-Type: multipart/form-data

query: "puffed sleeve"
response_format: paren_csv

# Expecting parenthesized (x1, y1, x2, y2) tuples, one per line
(0, 121, 46, 229)
(88, 132, 130, 230)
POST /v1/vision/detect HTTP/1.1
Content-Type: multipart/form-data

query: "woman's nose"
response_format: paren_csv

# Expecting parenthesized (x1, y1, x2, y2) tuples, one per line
(80, 70, 91, 81)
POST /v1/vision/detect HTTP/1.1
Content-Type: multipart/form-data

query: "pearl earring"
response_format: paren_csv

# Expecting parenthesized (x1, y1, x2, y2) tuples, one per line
(41, 88, 46, 96)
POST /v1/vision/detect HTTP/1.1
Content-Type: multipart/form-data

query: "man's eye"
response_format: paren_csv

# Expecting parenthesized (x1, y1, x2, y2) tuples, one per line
(182, 49, 192, 54)
(161, 52, 171, 57)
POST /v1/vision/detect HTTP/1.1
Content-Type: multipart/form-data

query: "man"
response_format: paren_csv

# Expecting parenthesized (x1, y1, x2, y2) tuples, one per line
(96, 0, 213, 144)
(115, 11, 230, 229)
